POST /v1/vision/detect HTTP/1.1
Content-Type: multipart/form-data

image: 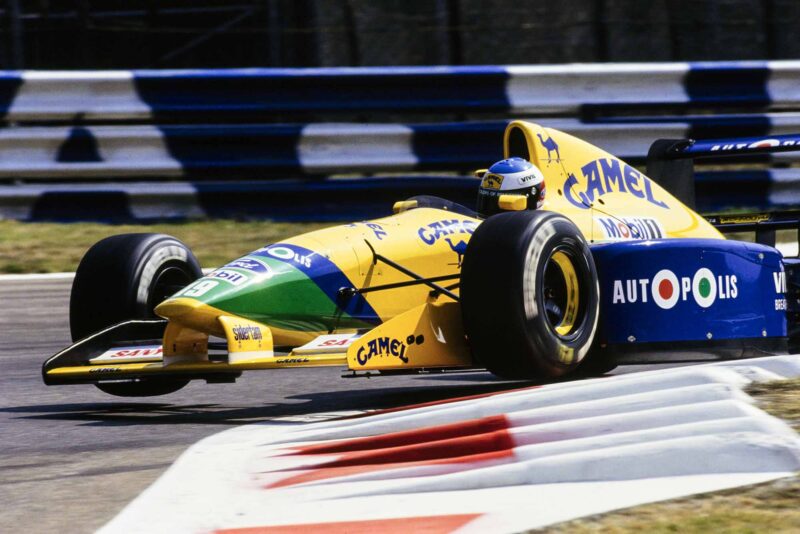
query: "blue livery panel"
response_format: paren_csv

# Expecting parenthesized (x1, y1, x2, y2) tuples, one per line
(591, 239, 786, 345)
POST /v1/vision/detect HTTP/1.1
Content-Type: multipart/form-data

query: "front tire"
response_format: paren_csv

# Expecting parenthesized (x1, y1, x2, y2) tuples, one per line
(461, 211, 600, 379)
(70, 233, 202, 396)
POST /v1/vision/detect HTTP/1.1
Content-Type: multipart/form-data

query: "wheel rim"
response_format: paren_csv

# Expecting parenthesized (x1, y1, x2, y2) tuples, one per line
(543, 249, 581, 337)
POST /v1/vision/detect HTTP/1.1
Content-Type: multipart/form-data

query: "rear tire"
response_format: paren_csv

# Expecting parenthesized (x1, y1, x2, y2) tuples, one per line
(461, 211, 600, 379)
(70, 233, 201, 397)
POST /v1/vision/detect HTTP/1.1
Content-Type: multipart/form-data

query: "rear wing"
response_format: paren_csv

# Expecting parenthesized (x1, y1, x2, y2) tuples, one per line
(646, 134, 800, 251)
(703, 211, 800, 249)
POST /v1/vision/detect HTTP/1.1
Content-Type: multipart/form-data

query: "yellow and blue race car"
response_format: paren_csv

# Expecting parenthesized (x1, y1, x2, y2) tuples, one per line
(43, 120, 796, 396)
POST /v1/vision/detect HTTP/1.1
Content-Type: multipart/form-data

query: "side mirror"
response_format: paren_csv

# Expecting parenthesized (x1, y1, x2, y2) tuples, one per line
(473, 169, 488, 179)
(392, 200, 418, 214)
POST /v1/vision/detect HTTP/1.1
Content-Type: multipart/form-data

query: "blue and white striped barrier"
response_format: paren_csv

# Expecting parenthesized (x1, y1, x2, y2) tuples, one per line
(99, 356, 800, 533)
(2, 114, 800, 180)
(0, 177, 479, 222)
(0, 61, 799, 220)
(2, 61, 800, 121)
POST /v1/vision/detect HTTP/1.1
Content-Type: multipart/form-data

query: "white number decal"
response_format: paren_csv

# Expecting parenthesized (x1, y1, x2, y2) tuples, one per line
(181, 280, 219, 297)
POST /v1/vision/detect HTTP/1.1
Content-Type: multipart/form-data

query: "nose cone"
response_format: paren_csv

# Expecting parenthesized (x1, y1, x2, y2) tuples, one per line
(154, 297, 203, 320)
(155, 297, 225, 335)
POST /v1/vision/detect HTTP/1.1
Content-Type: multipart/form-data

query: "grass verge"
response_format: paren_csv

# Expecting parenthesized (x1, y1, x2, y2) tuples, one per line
(0, 220, 329, 273)
(541, 378, 800, 533)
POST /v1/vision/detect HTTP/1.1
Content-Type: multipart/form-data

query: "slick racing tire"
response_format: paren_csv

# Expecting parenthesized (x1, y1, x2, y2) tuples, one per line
(70, 233, 202, 397)
(460, 211, 600, 380)
(571, 341, 618, 377)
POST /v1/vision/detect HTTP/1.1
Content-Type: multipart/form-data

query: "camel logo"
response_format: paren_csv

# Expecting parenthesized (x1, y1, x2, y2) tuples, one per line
(481, 173, 504, 190)
(444, 237, 468, 267)
(355, 334, 424, 366)
(418, 219, 477, 268)
(537, 133, 561, 162)
(563, 158, 668, 210)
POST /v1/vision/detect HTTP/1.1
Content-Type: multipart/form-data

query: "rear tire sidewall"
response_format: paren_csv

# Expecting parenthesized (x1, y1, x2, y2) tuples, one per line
(520, 215, 599, 375)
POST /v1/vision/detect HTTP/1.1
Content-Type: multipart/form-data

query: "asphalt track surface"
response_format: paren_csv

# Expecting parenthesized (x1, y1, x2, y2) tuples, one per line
(0, 278, 675, 534)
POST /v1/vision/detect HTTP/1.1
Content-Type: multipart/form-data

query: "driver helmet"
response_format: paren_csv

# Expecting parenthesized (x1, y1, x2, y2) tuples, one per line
(476, 157, 546, 218)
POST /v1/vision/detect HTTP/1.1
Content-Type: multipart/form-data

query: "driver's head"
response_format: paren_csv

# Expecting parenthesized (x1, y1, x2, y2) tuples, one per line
(476, 157, 546, 218)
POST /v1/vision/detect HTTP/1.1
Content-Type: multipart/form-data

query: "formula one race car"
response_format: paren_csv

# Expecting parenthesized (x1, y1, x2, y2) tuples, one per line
(43, 120, 799, 396)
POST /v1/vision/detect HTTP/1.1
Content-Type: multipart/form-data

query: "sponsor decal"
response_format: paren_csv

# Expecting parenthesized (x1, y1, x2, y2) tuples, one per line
(232, 325, 263, 342)
(209, 269, 249, 286)
(91, 345, 164, 364)
(651, 269, 681, 309)
(481, 173, 504, 190)
(364, 222, 387, 240)
(356, 334, 425, 366)
(418, 219, 477, 268)
(320, 338, 351, 347)
(89, 367, 120, 374)
(445, 238, 468, 267)
(293, 334, 360, 354)
(179, 279, 219, 297)
(256, 245, 313, 268)
(612, 268, 738, 310)
(563, 158, 667, 210)
(774, 271, 787, 310)
(595, 216, 665, 240)
(537, 133, 561, 162)
(719, 214, 770, 225)
(107, 347, 162, 358)
(773, 271, 787, 293)
(346, 222, 388, 240)
(276, 358, 310, 364)
(224, 257, 271, 275)
(709, 138, 797, 152)
(418, 219, 478, 245)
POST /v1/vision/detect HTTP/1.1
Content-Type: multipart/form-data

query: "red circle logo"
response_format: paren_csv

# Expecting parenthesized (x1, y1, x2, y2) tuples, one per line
(658, 278, 673, 300)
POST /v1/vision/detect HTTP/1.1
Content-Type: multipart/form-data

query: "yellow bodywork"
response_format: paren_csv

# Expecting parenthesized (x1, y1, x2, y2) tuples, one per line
(45, 122, 724, 384)
(347, 300, 471, 371)
(503, 121, 722, 241)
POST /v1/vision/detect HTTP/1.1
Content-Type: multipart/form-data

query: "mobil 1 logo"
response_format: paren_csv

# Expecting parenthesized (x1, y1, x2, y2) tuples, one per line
(612, 268, 738, 310)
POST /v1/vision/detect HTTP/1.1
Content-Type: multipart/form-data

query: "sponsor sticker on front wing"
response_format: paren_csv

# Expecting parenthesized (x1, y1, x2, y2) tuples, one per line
(89, 345, 163, 364)
(292, 334, 361, 354)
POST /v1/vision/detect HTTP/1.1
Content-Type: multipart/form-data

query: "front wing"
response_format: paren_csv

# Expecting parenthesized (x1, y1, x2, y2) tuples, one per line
(43, 302, 474, 387)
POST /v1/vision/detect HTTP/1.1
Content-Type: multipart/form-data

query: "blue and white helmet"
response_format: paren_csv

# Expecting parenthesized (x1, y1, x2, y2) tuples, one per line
(476, 157, 546, 217)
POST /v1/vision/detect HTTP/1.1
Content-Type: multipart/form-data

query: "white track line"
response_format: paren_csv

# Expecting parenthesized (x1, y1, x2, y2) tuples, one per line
(0, 272, 75, 281)
(0, 268, 216, 282)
